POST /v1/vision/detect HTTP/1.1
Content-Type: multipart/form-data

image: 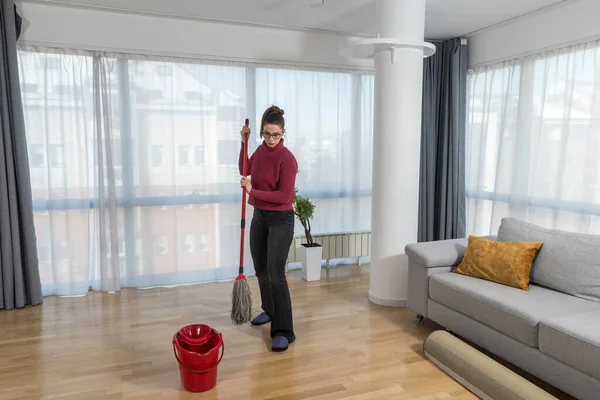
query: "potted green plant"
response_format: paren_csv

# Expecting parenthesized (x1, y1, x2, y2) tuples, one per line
(293, 188, 322, 281)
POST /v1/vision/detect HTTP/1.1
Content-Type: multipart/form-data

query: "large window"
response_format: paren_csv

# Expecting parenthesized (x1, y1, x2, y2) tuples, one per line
(18, 47, 374, 296)
(466, 40, 600, 236)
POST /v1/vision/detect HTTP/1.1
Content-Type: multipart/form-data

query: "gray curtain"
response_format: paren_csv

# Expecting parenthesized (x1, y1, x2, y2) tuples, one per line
(0, 0, 42, 310)
(418, 37, 467, 242)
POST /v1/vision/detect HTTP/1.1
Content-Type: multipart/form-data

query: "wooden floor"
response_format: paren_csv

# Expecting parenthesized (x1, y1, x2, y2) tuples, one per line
(0, 265, 568, 400)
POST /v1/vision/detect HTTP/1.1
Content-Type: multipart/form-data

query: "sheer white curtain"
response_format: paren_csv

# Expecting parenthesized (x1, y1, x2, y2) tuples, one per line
(467, 40, 600, 236)
(255, 68, 373, 235)
(18, 46, 374, 297)
(18, 49, 123, 296)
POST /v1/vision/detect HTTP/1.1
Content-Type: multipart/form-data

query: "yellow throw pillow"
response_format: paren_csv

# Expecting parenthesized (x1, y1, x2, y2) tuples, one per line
(454, 235, 543, 290)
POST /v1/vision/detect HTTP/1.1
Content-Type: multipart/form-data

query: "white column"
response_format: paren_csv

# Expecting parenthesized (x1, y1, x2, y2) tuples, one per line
(368, 0, 427, 307)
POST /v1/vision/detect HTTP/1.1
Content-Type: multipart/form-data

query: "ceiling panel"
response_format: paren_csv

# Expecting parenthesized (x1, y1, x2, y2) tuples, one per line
(26, 0, 569, 39)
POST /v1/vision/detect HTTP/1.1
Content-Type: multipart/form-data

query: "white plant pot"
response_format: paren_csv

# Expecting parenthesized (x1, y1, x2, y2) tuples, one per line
(300, 244, 323, 282)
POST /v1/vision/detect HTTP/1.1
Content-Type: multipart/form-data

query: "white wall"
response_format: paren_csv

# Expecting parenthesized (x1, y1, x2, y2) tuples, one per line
(17, 1, 373, 71)
(467, 0, 600, 68)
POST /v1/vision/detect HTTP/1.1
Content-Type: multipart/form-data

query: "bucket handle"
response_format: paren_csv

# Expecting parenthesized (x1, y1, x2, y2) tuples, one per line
(172, 334, 225, 374)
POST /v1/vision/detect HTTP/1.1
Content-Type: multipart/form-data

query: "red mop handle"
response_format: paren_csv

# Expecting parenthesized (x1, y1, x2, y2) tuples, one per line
(238, 118, 250, 278)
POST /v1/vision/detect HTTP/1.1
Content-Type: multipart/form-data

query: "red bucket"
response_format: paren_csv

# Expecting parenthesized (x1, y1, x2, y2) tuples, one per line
(173, 328, 224, 393)
(177, 324, 213, 350)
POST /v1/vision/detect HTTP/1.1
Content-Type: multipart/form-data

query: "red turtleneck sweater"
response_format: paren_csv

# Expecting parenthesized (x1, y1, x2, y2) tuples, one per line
(238, 139, 298, 212)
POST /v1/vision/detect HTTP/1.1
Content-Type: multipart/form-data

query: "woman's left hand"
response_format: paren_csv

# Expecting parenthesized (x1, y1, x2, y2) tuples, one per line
(240, 177, 252, 194)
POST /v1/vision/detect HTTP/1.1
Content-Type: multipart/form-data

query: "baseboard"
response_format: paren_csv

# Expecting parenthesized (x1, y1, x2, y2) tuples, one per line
(368, 291, 407, 307)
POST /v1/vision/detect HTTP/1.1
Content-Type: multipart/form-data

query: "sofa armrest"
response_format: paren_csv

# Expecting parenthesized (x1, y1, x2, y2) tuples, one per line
(407, 259, 452, 319)
(406, 235, 497, 319)
(405, 235, 497, 268)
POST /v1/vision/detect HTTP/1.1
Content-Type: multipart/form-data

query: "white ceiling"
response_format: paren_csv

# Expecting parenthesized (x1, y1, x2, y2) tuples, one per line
(27, 0, 569, 39)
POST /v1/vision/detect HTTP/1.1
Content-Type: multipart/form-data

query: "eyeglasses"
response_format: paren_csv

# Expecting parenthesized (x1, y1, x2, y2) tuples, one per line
(262, 131, 283, 139)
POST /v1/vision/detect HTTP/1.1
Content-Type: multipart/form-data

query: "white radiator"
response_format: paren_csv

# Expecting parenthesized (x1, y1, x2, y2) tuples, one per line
(286, 231, 371, 265)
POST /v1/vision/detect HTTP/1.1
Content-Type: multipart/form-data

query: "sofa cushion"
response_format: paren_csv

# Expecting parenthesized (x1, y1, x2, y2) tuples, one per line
(454, 235, 543, 290)
(497, 217, 600, 302)
(538, 309, 600, 381)
(429, 273, 598, 348)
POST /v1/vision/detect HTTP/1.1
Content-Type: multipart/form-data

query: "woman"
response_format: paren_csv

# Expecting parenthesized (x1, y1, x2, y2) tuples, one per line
(239, 105, 298, 352)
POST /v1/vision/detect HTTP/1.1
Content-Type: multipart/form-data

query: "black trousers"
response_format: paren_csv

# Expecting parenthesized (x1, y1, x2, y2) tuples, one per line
(250, 208, 295, 340)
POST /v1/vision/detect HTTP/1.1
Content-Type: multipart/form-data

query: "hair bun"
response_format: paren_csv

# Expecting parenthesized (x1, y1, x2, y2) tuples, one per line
(268, 105, 284, 116)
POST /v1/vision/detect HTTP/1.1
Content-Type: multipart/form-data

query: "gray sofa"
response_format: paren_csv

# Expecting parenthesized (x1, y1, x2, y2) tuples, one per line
(406, 217, 600, 400)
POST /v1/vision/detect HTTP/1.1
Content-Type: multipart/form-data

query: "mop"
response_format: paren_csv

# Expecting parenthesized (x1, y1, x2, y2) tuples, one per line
(231, 118, 253, 325)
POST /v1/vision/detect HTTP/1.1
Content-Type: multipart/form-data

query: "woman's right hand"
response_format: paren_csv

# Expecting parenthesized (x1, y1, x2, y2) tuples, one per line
(240, 125, 250, 140)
